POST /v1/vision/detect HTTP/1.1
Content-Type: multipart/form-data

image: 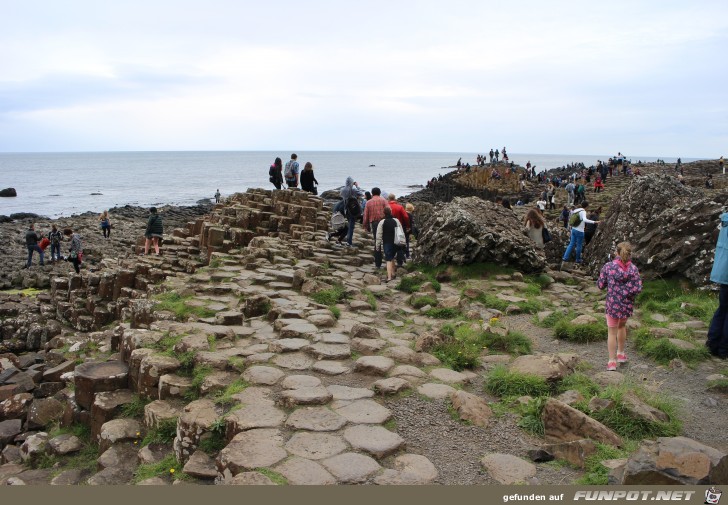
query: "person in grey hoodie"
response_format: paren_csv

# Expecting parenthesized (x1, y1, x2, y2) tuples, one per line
(339, 177, 363, 246)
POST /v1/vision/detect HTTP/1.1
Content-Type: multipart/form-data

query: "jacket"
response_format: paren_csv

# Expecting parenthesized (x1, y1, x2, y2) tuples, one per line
(388, 201, 410, 230)
(146, 214, 164, 236)
(710, 213, 728, 284)
(300, 170, 318, 192)
(597, 259, 642, 318)
(25, 230, 39, 247)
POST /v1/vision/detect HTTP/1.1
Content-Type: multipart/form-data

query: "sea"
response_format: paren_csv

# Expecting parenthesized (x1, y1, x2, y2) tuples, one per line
(0, 151, 697, 219)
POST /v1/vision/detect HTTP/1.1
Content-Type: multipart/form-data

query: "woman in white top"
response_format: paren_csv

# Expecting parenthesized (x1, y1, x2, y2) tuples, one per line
(524, 208, 546, 249)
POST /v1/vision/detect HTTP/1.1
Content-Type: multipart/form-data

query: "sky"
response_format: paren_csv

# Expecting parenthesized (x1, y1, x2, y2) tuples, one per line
(0, 0, 726, 157)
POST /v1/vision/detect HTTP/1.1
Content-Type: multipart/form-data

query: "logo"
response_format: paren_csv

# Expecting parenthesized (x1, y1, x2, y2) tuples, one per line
(706, 487, 722, 505)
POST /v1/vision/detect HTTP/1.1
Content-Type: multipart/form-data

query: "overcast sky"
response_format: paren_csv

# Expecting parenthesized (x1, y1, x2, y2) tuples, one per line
(1, 1, 726, 156)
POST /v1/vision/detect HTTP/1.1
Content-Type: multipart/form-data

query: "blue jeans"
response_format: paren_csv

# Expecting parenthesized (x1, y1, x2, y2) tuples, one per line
(51, 243, 61, 261)
(562, 229, 584, 263)
(27, 245, 44, 267)
(346, 215, 356, 245)
(707, 284, 728, 356)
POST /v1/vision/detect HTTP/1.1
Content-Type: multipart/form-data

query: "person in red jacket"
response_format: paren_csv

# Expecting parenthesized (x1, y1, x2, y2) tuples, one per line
(594, 176, 604, 193)
(387, 194, 410, 266)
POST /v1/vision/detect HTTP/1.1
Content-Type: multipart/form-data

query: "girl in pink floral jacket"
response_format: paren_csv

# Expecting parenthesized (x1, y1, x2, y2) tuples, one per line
(597, 242, 642, 371)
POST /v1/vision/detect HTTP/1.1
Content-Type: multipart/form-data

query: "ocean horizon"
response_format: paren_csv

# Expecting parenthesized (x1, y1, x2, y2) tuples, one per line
(0, 150, 699, 219)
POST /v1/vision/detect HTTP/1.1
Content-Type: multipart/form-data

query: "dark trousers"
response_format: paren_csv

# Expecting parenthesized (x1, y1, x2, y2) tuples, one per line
(371, 220, 382, 267)
(27, 245, 44, 267)
(707, 284, 728, 357)
(68, 256, 81, 274)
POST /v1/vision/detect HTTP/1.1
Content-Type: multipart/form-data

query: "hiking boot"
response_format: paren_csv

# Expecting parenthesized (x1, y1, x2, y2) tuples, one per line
(607, 361, 617, 372)
(617, 353, 628, 363)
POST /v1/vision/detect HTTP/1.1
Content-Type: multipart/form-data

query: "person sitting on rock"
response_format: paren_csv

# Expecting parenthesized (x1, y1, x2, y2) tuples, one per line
(524, 208, 545, 249)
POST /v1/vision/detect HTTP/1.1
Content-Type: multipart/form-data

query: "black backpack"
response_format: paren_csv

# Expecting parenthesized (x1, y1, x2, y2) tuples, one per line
(346, 196, 361, 218)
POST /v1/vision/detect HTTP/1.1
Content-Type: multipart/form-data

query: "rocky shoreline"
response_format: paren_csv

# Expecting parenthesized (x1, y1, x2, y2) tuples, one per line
(1, 162, 728, 486)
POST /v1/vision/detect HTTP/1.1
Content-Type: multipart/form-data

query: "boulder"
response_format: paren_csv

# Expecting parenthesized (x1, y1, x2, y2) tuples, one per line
(541, 439, 597, 469)
(19, 432, 48, 465)
(480, 453, 537, 484)
(90, 389, 135, 439)
(449, 390, 493, 427)
(173, 399, 218, 464)
(619, 436, 728, 484)
(414, 197, 546, 272)
(0, 188, 17, 197)
(74, 361, 129, 410)
(509, 354, 577, 382)
(542, 398, 622, 447)
(26, 397, 65, 430)
(98, 418, 142, 453)
(585, 174, 728, 286)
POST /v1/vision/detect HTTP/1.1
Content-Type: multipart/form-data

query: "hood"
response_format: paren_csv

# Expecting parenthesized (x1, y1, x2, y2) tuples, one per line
(612, 259, 634, 280)
(345, 177, 355, 187)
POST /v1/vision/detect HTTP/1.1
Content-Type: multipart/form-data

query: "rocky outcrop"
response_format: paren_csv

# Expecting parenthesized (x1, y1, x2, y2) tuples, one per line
(414, 197, 546, 272)
(585, 174, 728, 285)
(613, 436, 728, 484)
(0, 188, 17, 197)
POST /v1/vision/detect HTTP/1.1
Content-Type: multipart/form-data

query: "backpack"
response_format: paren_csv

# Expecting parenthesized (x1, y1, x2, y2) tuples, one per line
(330, 212, 347, 232)
(346, 196, 361, 218)
(284, 160, 295, 179)
(569, 209, 583, 228)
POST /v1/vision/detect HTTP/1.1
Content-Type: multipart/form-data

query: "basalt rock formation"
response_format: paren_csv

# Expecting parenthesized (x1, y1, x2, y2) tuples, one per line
(414, 197, 546, 273)
(584, 174, 728, 286)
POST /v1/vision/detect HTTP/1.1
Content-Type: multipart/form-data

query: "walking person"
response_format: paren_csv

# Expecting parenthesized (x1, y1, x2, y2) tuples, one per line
(284, 154, 300, 189)
(215, 189, 221, 203)
(387, 194, 410, 267)
(144, 207, 164, 256)
(99, 210, 111, 239)
(64, 227, 83, 274)
(597, 242, 642, 371)
(362, 187, 388, 268)
(561, 201, 599, 267)
(269, 158, 284, 190)
(375, 205, 405, 283)
(707, 211, 728, 358)
(300, 162, 319, 194)
(340, 177, 363, 246)
(404, 203, 417, 259)
(48, 224, 63, 263)
(23, 224, 44, 269)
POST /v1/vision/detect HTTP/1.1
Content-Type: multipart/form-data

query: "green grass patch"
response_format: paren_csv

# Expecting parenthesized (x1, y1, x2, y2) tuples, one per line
(152, 292, 217, 321)
(482, 329, 532, 356)
(363, 290, 377, 311)
(213, 379, 249, 407)
(557, 372, 601, 398)
(120, 395, 150, 418)
(577, 441, 639, 485)
(411, 295, 438, 309)
(553, 320, 608, 343)
(431, 324, 484, 371)
(637, 278, 717, 325)
(199, 417, 227, 455)
(142, 418, 178, 446)
(425, 307, 461, 319)
(329, 306, 341, 319)
(476, 293, 510, 312)
(255, 468, 288, 485)
(535, 310, 576, 328)
(633, 328, 710, 365)
(484, 365, 550, 398)
(133, 454, 189, 483)
(516, 396, 546, 437)
(311, 284, 347, 306)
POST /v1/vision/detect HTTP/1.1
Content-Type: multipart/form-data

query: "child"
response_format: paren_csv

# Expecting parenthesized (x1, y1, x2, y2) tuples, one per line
(597, 242, 642, 371)
(560, 205, 570, 228)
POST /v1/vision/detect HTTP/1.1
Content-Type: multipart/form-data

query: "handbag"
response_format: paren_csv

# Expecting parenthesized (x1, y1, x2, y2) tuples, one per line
(542, 226, 552, 244)
(394, 222, 407, 246)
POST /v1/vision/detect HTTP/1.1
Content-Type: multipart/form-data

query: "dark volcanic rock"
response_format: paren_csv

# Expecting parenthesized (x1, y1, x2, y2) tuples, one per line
(0, 188, 17, 197)
(584, 174, 728, 286)
(414, 197, 546, 273)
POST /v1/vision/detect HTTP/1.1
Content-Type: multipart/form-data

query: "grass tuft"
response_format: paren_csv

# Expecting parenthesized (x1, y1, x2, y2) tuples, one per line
(484, 365, 550, 398)
(311, 284, 347, 306)
(553, 320, 608, 343)
(633, 328, 710, 365)
(152, 292, 216, 321)
(133, 454, 189, 483)
(411, 295, 438, 309)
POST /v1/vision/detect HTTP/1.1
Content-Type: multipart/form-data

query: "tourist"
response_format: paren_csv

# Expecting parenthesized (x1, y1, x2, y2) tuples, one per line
(64, 227, 83, 274)
(495, 149, 500, 163)
(559, 205, 570, 228)
(340, 177, 363, 246)
(536, 197, 547, 214)
(524, 208, 545, 249)
(48, 224, 63, 263)
(720, 156, 725, 175)
(489, 149, 494, 163)
(270, 157, 284, 190)
(502, 197, 512, 210)
(327, 199, 349, 246)
(565, 180, 575, 206)
(375, 205, 405, 283)
(404, 203, 416, 259)
(99, 210, 111, 239)
(23, 224, 44, 269)
(706, 175, 715, 189)
(215, 189, 221, 203)
(300, 162, 319, 194)
(593, 176, 604, 193)
(144, 207, 164, 256)
(284, 153, 300, 188)
(363, 187, 388, 267)
(387, 194, 410, 266)
(597, 242, 642, 371)
(707, 211, 728, 358)
(561, 200, 599, 266)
